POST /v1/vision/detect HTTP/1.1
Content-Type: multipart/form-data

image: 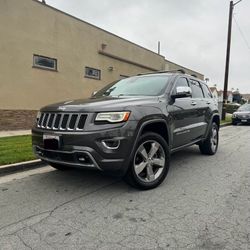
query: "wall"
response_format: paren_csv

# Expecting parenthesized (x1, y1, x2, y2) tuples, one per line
(0, 110, 37, 130)
(0, 0, 166, 110)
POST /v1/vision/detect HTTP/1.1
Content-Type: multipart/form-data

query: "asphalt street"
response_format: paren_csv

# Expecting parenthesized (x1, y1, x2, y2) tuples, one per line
(0, 125, 249, 250)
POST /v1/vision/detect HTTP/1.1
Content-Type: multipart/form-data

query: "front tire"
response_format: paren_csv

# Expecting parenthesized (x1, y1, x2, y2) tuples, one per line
(124, 132, 170, 190)
(199, 122, 219, 155)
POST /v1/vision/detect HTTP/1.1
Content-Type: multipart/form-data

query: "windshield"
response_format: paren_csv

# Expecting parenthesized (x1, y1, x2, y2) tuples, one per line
(238, 104, 250, 111)
(94, 75, 170, 97)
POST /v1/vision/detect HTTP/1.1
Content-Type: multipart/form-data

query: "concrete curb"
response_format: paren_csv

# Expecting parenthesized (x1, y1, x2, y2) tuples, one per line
(0, 159, 47, 176)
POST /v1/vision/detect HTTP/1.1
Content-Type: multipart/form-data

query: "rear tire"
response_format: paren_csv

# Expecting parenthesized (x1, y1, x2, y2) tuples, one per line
(49, 163, 71, 171)
(199, 122, 219, 155)
(124, 132, 170, 190)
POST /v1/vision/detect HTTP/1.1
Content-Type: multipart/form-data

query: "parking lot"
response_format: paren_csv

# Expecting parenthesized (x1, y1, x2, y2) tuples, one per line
(0, 125, 249, 249)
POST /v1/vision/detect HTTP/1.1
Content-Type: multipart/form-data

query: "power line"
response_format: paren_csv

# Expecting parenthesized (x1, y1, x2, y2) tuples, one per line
(233, 14, 250, 50)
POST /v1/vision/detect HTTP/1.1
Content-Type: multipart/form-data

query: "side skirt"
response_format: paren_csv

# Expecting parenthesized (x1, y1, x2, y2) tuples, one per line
(170, 138, 204, 154)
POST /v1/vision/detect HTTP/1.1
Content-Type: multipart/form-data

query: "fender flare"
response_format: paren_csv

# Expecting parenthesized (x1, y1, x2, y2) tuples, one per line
(204, 113, 220, 139)
(122, 118, 170, 175)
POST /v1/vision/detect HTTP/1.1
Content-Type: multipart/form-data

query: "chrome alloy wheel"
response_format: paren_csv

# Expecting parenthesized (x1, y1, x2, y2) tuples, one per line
(210, 125, 218, 153)
(133, 140, 165, 183)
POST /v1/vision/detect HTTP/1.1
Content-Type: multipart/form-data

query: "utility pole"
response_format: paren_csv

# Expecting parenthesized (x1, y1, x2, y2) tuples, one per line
(157, 41, 161, 55)
(222, 0, 242, 120)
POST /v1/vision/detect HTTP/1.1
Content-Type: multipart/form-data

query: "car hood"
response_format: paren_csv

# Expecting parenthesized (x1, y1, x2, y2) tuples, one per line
(41, 96, 160, 112)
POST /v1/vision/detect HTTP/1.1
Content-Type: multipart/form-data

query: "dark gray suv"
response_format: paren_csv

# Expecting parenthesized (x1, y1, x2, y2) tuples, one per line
(32, 70, 220, 189)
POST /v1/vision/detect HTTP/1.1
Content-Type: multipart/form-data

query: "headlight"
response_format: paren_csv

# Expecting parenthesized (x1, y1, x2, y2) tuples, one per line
(95, 111, 130, 123)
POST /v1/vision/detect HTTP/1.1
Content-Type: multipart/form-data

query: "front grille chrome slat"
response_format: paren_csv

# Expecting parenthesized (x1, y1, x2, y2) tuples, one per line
(54, 114, 62, 129)
(38, 113, 45, 127)
(45, 114, 51, 128)
(61, 114, 69, 130)
(68, 114, 78, 130)
(51, 114, 57, 129)
(77, 114, 87, 130)
(37, 112, 87, 131)
(42, 113, 49, 128)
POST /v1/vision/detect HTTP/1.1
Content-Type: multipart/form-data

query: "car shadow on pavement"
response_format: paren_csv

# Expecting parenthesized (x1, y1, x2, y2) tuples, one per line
(26, 145, 204, 193)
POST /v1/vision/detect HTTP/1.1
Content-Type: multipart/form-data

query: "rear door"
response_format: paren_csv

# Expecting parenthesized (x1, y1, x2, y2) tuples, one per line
(188, 79, 208, 140)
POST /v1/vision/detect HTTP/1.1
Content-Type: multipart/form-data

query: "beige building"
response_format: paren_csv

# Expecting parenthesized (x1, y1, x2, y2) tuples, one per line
(0, 0, 203, 130)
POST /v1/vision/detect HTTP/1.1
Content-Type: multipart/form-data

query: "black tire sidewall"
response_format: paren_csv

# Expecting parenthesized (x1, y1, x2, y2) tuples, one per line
(199, 122, 219, 155)
(210, 122, 219, 154)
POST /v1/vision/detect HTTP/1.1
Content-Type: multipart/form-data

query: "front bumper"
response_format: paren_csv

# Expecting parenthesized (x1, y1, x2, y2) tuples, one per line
(232, 117, 250, 124)
(32, 122, 137, 175)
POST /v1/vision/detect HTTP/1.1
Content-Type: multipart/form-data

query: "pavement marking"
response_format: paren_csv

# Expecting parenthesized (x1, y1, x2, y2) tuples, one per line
(0, 166, 54, 185)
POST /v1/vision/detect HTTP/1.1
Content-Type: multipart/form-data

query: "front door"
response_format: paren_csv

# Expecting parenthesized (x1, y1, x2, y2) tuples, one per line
(168, 77, 198, 149)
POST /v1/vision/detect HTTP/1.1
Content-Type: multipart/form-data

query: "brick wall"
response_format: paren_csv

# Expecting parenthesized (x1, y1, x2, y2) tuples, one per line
(0, 110, 38, 130)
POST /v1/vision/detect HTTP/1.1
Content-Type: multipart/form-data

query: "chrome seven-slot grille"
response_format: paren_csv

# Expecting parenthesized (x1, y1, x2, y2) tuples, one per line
(37, 112, 87, 131)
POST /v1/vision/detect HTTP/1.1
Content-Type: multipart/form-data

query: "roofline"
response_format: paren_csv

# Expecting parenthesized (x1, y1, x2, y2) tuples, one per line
(32, 0, 165, 59)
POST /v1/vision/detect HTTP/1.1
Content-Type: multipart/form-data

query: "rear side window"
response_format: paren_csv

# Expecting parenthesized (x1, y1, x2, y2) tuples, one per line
(202, 84, 213, 98)
(190, 79, 204, 98)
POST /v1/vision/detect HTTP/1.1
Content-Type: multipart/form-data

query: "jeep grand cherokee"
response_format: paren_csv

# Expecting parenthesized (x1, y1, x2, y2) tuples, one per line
(32, 70, 220, 189)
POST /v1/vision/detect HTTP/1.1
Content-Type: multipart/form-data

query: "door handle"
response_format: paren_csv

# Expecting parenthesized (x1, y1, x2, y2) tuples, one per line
(206, 101, 211, 104)
(191, 101, 197, 106)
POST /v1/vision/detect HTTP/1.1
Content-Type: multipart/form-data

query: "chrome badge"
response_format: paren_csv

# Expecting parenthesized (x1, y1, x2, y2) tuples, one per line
(58, 106, 66, 111)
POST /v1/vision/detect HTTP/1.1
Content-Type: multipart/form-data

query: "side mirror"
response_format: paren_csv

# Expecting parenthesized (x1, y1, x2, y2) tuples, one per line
(171, 86, 192, 99)
(91, 91, 97, 97)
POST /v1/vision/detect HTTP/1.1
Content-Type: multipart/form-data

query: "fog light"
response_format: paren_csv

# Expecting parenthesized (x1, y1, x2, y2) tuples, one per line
(102, 139, 120, 149)
(78, 157, 86, 162)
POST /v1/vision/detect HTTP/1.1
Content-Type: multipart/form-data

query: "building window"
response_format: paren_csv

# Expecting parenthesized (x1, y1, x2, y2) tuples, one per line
(33, 55, 57, 71)
(85, 67, 101, 80)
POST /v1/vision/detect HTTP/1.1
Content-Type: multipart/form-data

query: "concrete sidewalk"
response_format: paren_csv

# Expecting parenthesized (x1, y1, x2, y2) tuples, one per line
(0, 130, 31, 138)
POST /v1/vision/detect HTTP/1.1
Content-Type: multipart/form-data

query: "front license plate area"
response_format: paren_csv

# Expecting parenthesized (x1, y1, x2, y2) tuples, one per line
(43, 134, 60, 150)
(241, 119, 247, 123)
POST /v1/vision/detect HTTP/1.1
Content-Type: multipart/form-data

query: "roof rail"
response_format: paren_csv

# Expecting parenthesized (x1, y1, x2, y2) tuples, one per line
(137, 69, 186, 76)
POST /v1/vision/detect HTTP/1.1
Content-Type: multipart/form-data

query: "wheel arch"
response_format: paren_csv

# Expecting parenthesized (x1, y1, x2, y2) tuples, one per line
(138, 119, 170, 146)
(204, 113, 220, 139)
(212, 114, 220, 130)
(124, 119, 170, 175)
